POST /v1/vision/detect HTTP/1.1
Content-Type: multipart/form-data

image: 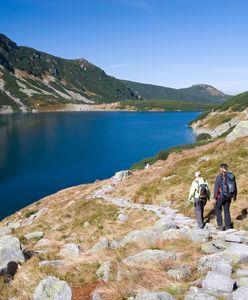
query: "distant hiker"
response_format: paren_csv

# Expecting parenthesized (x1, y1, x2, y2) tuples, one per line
(214, 163, 237, 230)
(188, 171, 210, 229)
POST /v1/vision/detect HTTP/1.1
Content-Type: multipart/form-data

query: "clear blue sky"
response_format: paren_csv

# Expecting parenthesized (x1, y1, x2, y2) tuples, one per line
(1, 0, 248, 94)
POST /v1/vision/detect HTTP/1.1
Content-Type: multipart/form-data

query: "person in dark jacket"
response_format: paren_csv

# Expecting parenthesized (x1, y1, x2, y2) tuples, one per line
(214, 163, 237, 230)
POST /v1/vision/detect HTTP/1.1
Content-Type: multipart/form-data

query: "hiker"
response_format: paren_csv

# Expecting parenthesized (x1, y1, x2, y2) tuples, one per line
(214, 163, 237, 230)
(188, 171, 210, 229)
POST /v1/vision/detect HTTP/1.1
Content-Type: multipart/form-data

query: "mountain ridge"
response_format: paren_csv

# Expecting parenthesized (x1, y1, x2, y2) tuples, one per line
(0, 33, 229, 113)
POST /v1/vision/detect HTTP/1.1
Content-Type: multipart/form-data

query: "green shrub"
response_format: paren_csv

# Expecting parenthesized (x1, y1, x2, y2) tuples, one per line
(196, 133, 212, 142)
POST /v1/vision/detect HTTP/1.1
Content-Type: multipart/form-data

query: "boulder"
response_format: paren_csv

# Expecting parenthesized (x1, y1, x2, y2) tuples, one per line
(0, 226, 12, 236)
(232, 286, 248, 300)
(184, 287, 217, 300)
(96, 261, 111, 283)
(24, 231, 44, 240)
(198, 253, 233, 271)
(201, 240, 229, 254)
(33, 276, 72, 300)
(202, 271, 236, 293)
(167, 266, 191, 280)
(153, 216, 177, 233)
(128, 291, 174, 300)
(122, 249, 179, 267)
(226, 120, 248, 142)
(120, 229, 160, 247)
(7, 221, 21, 229)
(35, 238, 52, 248)
(184, 228, 210, 243)
(225, 243, 248, 263)
(113, 170, 131, 183)
(58, 243, 81, 257)
(91, 237, 110, 251)
(117, 213, 129, 222)
(92, 290, 103, 300)
(39, 260, 65, 268)
(212, 262, 232, 277)
(0, 235, 25, 272)
(160, 228, 184, 241)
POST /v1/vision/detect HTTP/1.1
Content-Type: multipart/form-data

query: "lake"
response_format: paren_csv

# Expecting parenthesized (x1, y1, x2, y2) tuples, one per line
(0, 111, 200, 220)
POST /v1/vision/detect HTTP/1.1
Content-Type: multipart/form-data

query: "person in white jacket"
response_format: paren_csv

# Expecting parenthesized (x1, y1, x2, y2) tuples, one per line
(188, 171, 210, 228)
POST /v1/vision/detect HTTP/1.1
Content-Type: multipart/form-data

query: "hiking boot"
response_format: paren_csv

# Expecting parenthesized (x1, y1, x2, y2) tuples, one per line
(216, 225, 224, 231)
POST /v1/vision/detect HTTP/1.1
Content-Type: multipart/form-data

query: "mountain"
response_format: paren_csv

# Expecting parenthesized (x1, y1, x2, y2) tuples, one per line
(123, 80, 230, 104)
(0, 33, 140, 112)
(0, 33, 229, 113)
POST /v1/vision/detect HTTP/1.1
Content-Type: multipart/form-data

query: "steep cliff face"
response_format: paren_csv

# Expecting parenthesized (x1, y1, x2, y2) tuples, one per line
(1, 135, 248, 299)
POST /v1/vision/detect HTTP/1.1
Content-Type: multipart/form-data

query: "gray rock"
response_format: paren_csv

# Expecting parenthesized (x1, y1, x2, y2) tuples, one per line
(216, 232, 245, 243)
(0, 235, 25, 272)
(58, 243, 81, 257)
(117, 213, 129, 222)
(202, 271, 235, 293)
(184, 228, 210, 243)
(226, 120, 248, 142)
(212, 262, 232, 277)
(201, 240, 229, 254)
(184, 286, 217, 300)
(160, 228, 184, 241)
(91, 237, 110, 251)
(35, 238, 52, 248)
(113, 170, 131, 183)
(0, 226, 12, 237)
(39, 260, 64, 268)
(7, 221, 21, 229)
(123, 249, 179, 266)
(120, 229, 160, 247)
(153, 216, 177, 233)
(33, 276, 72, 300)
(128, 291, 174, 300)
(96, 261, 111, 283)
(109, 240, 121, 249)
(92, 291, 103, 300)
(167, 266, 191, 280)
(24, 231, 44, 240)
(232, 286, 248, 300)
(198, 253, 233, 271)
(225, 243, 248, 263)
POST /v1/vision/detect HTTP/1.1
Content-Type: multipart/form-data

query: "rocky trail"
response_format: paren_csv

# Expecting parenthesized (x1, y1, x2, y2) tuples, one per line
(1, 171, 248, 299)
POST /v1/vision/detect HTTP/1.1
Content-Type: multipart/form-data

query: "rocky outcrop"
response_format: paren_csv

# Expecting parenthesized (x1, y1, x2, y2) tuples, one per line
(0, 235, 25, 272)
(226, 120, 248, 142)
(58, 243, 81, 257)
(33, 276, 72, 300)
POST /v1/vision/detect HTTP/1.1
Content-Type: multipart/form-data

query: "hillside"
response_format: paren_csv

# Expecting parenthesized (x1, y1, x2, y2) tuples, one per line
(0, 33, 140, 113)
(190, 91, 248, 139)
(0, 33, 229, 113)
(123, 80, 229, 104)
(1, 131, 248, 299)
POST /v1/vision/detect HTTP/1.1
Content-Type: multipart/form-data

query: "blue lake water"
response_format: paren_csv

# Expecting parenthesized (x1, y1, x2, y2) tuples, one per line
(0, 111, 200, 220)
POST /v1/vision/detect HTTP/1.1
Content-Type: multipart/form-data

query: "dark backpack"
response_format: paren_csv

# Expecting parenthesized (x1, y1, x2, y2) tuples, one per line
(197, 180, 209, 200)
(221, 172, 236, 199)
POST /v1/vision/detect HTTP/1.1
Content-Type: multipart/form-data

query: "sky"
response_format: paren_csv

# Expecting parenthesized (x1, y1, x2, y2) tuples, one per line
(1, 0, 248, 94)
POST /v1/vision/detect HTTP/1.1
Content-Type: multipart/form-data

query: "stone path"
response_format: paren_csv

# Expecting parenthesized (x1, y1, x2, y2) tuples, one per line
(92, 182, 248, 300)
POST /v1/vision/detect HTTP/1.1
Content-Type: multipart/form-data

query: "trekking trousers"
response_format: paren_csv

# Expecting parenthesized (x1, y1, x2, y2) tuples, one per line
(215, 197, 232, 229)
(194, 198, 207, 228)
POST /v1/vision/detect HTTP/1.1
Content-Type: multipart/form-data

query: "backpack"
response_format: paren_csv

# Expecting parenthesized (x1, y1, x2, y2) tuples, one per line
(197, 180, 209, 200)
(221, 172, 236, 199)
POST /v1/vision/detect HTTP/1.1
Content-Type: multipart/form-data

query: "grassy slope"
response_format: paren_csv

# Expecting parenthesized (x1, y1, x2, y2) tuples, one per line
(118, 99, 216, 112)
(1, 136, 248, 299)
(123, 80, 229, 104)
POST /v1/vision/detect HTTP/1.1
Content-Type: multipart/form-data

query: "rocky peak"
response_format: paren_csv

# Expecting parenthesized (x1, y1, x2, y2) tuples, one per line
(0, 33, 18, 53)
